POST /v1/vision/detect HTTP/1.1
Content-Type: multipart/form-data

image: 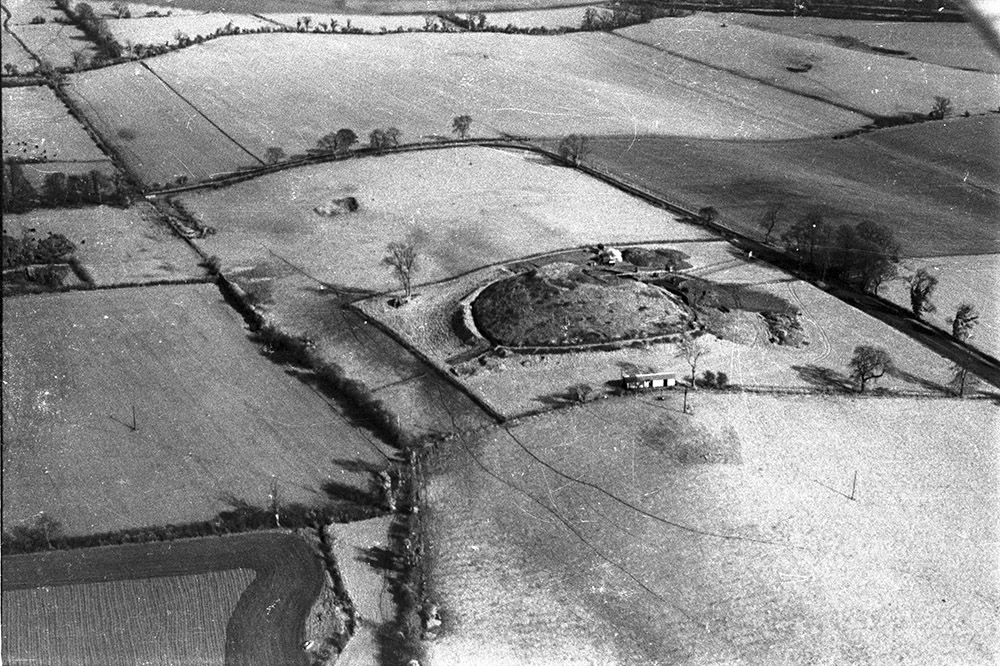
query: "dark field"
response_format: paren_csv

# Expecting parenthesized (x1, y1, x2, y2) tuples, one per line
(2, 531, 324, 666)
(560, 115, 1000, 257)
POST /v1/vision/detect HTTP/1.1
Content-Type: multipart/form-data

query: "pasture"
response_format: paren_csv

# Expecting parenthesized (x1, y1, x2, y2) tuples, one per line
(3, 85, 110, 164)
(1, 203, 204, 286)
(177, 146, 712, 293)
(577, 116, 1000, 258)
(3, 0, 69, 24)
(134, 0, 601, 13)
(261, 12, 432, 32)
(717, 11, 1000, 74)
(425, 393, 998, 665)
(69, 29, 867, 182)
(13, 22, 99, 69)
(1, 284, 391, 535)
(618, 15, 999, 119)
(2, 531, 325, 666)
(1, 32, 37, 74)
(66, 61, 262, 185)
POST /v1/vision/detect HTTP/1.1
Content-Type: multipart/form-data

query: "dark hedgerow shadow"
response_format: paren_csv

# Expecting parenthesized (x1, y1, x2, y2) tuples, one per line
(887, 366, 950, 394)
(791, 364, 854, 392)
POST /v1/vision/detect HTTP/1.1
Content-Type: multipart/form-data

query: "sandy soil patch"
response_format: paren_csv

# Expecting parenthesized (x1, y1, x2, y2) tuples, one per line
(105, 12, 272, 45)
(618, 15, 1000, 119)
(425, 393, 998, 664)
(1, 284, 391, 535)
(1, 203, 203, 286)
(180, 147, 713, 293)
(717, 11, 1000, 74)
(882, 253, 1000, 359)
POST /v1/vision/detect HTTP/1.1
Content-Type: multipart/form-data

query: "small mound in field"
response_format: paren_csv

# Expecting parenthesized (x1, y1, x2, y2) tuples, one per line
(473, 262, 690, 347)
(621, 247, 692, 271)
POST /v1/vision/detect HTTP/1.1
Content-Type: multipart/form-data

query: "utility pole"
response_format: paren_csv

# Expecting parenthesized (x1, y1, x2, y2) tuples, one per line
(849, 471, 857, 501)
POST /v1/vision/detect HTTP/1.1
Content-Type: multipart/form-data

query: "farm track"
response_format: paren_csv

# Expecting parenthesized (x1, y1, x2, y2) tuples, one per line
(3, 532, 324, 666)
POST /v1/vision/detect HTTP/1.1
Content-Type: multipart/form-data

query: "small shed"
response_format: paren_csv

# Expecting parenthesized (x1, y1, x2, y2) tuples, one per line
(597, 246, 623, 265)
(621, 371, 676, 390)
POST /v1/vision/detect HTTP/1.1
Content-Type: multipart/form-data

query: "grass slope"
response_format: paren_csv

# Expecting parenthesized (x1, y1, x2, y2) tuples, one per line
(426, 394, 998, 664)
(1, 284, 390, 535)
(575, 117, 1000, 258)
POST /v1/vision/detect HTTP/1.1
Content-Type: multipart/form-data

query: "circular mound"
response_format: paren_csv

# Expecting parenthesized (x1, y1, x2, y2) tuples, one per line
(472, 262, 690, 347)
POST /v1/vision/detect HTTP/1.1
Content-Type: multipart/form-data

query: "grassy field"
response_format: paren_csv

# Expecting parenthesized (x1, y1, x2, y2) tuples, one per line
(717, 11, 1000, 74)
(3, 0, 71, 24)
(133, 0, 603, 13)
(1, 284, 392, 535)
(881, 253, 1000, 360)
(13, 21, 99, 69)
(481, 5, 598, 28)
(105, 12, 273, 45)
(618, 15, 1000, 119)
(66, 61, 262, 185)
(425, 393, 998, 664)
(67, 29, 870, 182)
(1, 32, 38, 74)
(2, 531, 324, 666)
(2, 85, 110, 164)
(1, 203, 204, 286)
(178, 146, 713, 293)
(261, 12, 432, 31)
(575, 116, 1000, 258)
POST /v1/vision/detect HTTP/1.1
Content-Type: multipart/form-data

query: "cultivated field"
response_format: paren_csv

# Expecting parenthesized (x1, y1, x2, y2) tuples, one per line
(68, 30, 868, 182)
(3, 531, 325, 666)
(425, 393, 998, 665)
(1, 284, 392, 535)
(105, 13, 273, 45)
(1, 203, 204, 286)
(1, 32, 38, 74)
(359, 239, 970, 419)
(578, 116, 1000, 258)
(619, 16, 1000, 118)
(178, 146, 714, 293)
(66, 61, 262, 185)
(882, 253, 1000, 359)
(717, 11, 1000, 74)
(13, 22, 99, 69)
(2, 85, 110, 164)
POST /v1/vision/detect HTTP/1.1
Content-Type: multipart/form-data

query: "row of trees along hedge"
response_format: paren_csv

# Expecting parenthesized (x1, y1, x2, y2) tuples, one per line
(55, 1, 122, 60)
(2, 159, 129, 213)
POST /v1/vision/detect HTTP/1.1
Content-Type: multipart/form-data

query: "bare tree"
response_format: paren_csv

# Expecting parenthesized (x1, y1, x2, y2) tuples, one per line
(558, 134, 590, 166)
(452, 115, 472, 139)
(907, 268, 938, 318)
(677, 332, 710, 389)
(757, 203, 783, 244)
(111, 2, 131, 18)
(849, 345, 892, 393)
(948, 363, 977, 398)
(382, 236, 421, 304)
(929, 96, 952, 120)
(369, 128, 387, 153)
(950, 303, 979, 341)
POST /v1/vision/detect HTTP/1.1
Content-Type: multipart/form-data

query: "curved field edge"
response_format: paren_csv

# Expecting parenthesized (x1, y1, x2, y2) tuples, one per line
(2, 531, 325, 666)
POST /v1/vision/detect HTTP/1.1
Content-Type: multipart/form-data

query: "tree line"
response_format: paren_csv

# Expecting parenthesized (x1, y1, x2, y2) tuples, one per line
(2, 159, 129, 213)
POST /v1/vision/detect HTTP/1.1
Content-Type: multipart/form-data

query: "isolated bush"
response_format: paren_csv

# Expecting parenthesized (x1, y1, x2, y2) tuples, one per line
(29, 15, 46, 24)
(264, 146, 286, 164)
(715, 371, 729, 388)
(929, 96, 952, 120)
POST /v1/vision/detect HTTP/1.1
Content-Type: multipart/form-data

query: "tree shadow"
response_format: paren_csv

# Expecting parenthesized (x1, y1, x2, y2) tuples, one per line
(791, 364, 854, 392)
(321, 479, 382, 508)
(330, 458, 386, 475)
(887, 366, 950, 394)
(534, 383, 594, 407)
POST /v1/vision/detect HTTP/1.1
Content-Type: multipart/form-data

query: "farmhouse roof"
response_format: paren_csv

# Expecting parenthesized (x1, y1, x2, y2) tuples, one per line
(621, 371, 676, 380)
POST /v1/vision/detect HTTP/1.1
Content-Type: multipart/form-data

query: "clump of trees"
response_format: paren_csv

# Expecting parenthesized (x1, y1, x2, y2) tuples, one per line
(66, 2, 123, 61)
(451, 115, 472, 139)
(907, 267, 938, 318)
(849, 345, 892, 392)
(3, 231, 77, 269)
(2, 160, 129, 212)
(369, 127, 402, 153)
(780, 212, 900, 294)
(316, 128, 358, 155)
(558, 134, 590, 166)
(701, 370, 730, 389)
